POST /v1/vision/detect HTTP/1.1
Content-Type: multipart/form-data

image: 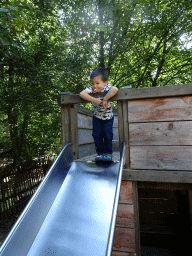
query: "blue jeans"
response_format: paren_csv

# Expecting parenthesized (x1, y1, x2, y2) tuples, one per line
(92, 116, 114, 155)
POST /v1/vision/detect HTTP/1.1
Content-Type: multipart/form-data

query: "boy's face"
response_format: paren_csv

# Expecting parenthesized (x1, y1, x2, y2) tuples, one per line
(91, 75, 108, 93)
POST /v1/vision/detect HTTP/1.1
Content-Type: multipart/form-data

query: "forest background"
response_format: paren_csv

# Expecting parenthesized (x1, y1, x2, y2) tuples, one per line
(0, 0, 192, 165)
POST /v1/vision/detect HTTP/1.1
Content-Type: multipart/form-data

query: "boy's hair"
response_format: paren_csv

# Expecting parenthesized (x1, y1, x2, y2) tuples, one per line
(90, 67, 108, 82)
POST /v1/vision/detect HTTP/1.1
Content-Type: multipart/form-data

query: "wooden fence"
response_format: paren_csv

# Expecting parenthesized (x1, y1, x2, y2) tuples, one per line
(0, 157, 55, 221)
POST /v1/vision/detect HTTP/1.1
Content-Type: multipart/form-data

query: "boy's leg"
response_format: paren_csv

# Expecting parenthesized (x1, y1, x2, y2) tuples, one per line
(102, 116, 114, 155)
(92, 116, 104, 155)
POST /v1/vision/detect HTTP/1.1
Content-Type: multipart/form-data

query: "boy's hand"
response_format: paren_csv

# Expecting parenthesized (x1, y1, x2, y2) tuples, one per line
(95, 98, 102, 105)
(102, 99, 109, 109)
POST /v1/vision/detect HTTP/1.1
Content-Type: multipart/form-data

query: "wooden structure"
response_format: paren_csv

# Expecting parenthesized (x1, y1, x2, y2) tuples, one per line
(58, 83, 192, 256)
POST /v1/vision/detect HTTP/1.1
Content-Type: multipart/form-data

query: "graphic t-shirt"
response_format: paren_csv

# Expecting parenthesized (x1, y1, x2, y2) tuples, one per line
(85, 84, 113, 120)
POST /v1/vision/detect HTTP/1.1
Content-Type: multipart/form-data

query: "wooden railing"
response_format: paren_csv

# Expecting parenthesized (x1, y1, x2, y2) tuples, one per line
(58, 83, 192, 182)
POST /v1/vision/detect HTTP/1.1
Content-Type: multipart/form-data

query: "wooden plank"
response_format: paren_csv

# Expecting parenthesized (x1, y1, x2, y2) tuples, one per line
(113, 227, 136, 253)
(78, 129, 93, 144)
(130, 146, 192, 170)
(78, 143, 96, 159)
(116, 204, 134, 229)
(138, 182, 192, 190)
(129, 121, 192, 146)
(117, 101, 124, 155)
(128, 96, 192, 123)
(77, 105, 93, 116)
(61, 105, 71, 147)
(112, 251, 136, 256)
(123, 169, 192, 183)
(122, 101, 130, 169)
(60, 84, 192, 105)
(119, 181, 133, 204)
(69, 104, 79, 159)
(77, 113, 93, 129)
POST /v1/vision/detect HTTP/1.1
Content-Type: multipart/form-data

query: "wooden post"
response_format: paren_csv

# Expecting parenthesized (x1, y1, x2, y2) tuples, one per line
(69, 104, 79, 159)
(117, 100, 130, 168)
(117, 100, 124, 156)
(61, 105, 71, 147)
(60, 92, 79, 159)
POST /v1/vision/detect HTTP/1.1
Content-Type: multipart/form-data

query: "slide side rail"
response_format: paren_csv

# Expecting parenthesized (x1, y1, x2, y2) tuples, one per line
(106, 142, 126, 256)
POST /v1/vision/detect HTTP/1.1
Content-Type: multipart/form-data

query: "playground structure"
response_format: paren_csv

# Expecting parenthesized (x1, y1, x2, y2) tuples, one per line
(59, 83, 192, 255)
(1, 83, 192, 255)
(0, 143, 125, 256)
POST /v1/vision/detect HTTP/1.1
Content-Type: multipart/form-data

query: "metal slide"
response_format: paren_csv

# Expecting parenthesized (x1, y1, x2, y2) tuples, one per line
(0, 143, 125, 256)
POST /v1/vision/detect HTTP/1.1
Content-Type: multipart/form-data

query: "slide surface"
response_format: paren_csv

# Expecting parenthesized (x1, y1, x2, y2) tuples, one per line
(0, 143, 124, 256)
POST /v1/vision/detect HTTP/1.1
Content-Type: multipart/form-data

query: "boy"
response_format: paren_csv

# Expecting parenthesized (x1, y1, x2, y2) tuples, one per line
(80, 67, 118, 161)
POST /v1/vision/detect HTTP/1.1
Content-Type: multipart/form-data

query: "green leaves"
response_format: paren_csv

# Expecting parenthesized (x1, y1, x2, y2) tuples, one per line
(1, 0, 192, 164)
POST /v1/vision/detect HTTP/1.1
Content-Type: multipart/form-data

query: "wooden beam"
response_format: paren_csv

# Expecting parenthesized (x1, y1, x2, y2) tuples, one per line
(122, 169, 192, 183)
(69, 104, 79, 159)
(60, 84, 192, 105)
(117, 101, 124, 156)
(137, 181, 192, 190)
(61, 105, 71, 147)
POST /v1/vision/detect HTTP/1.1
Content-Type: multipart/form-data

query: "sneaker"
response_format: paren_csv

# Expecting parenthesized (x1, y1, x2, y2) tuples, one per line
(95, 155, 103, 161)
(103, 154, 113, 162)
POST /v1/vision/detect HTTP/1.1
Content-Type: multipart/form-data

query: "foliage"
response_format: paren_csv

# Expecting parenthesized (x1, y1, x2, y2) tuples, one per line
(0, 0, 192, 164)
(59, 0, 192, 89)
(0, 0, 65, 164)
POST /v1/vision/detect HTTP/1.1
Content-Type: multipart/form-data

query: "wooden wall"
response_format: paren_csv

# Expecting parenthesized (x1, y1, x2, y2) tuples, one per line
(113, 93, 192, 256)
(112, 181, 139, 256)
(129, 96, 192, 171)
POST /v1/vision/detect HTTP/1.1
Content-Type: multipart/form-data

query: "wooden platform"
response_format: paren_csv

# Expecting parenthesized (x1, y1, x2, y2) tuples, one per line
(75, 152, 120, 162)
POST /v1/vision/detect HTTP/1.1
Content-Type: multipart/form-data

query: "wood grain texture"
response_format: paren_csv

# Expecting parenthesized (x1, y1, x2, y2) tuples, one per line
(129, 121, 192, 146)
(112, 251, 136, 256)
(78, 129, 93, 144)
(122, 101, 130, 169)
(117, 101, 124, 155)
(113, 227, 136, 253)
(116, 204, 134, 228)
(130, 146, 192, 170)
(119, 181, 133, 204)
(60, 84, 192, 104)
(69, 104, 79, 159)
(122, 169, 192, 183)
(77, 113, 93, 129)
(128, 96, 192, 123)
(61, 105, 71, 147)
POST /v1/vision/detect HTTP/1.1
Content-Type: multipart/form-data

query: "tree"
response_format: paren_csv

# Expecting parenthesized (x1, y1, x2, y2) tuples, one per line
(59, 0, 192, 89)
(0, 0, 67, 164)
(1, 0, 192, 164)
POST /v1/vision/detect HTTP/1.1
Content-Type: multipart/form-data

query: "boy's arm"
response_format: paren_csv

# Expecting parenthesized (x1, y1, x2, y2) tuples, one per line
(80, 90, 102, 105)
(102, 86, 118, 108)
(101, 86, 118, 108)
(103, 86, 118, 101)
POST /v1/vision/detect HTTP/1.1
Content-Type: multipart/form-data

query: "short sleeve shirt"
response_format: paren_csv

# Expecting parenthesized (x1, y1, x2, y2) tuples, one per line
(85, 84, 114, 120)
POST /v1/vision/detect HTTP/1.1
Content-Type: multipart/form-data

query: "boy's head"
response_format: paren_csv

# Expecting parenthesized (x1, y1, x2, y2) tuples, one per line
(90, 67, 108, 82)
(90, 67, 108, 93)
